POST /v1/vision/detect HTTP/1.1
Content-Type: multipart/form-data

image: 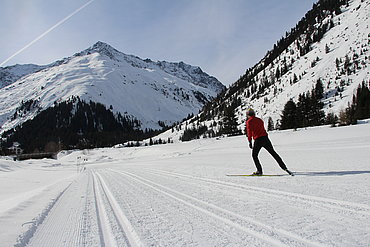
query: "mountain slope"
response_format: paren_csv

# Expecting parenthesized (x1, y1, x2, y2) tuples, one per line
(0, 64, 46, 88)
(155, 0, 369, 142)
(238, 0, 369, 122)
(0, 42, 225, 135)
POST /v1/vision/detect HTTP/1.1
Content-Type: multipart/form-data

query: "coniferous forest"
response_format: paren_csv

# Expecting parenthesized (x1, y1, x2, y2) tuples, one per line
(280, 80, 325, 130)
(338, 82, 370, 125)
(1, 98, 161, 153)
(280, 81, 370, 129)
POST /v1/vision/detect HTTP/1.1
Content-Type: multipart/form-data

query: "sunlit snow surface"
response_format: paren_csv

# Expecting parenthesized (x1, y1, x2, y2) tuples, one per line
(1, 121, 369, 246)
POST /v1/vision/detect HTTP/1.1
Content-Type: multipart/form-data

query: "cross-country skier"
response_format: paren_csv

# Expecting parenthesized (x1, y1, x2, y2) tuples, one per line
(245, 108, 293, 176)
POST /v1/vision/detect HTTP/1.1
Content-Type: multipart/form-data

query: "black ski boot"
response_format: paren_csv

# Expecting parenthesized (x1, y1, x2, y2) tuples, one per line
(252, 171, 263, 176)
(284, 169, 294, 176)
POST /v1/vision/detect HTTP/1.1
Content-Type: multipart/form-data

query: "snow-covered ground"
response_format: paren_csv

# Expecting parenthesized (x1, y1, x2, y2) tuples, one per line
(1, 121, 370, 247)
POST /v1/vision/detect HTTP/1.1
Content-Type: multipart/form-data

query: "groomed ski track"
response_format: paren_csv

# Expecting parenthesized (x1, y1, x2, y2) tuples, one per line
(4, 122, 370, 246)
(18, 166, 370, 247)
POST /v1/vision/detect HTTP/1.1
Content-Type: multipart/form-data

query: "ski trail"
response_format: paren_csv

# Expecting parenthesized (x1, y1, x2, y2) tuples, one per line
(92, 172, 117, 247)
(111, 169, 328, 247)
(146, 168, 370, 216)
(80, 171, 94, 246)
(93, 170, 143, 247)
(0, 174, 78, 215)
(14, 183, 73, 247)
(24, 173, 100, 247)
(91, 172, 105, 245)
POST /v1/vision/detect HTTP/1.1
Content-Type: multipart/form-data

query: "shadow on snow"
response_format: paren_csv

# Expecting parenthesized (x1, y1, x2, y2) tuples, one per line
(294, 170, 370, 176)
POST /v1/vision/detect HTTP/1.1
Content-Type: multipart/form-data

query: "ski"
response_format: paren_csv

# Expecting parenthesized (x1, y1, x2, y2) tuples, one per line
(226, 174, 287, 177)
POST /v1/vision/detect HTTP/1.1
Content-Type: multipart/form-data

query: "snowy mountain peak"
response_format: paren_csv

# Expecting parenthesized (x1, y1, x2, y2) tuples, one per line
(74, 41, 122, 60)
(90, 41, 118, 57)
(75, 42, 223, 92)
(0, 41, 225, 148)
(92, 41, 115, 51)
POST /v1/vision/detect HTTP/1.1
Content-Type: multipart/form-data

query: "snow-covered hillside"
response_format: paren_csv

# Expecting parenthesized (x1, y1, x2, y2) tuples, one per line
(238, 0, 369, 123)
(1, 121, 369, 246)
(0, 64, 46, 88)
(179, 0, 369, 139)
(0, 41, 225, 133)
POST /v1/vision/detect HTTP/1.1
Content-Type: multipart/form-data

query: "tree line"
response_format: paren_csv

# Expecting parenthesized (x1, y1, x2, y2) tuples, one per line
(280, 80, 325, 129)
(280, 81, 370, 129)
(337, 81, 370, 126)
(1, 98, 161, 154)
(180, 80, 369, 142)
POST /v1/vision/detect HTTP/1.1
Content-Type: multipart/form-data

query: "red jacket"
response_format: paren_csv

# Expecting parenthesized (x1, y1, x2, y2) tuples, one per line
(245, 116, 268, 141)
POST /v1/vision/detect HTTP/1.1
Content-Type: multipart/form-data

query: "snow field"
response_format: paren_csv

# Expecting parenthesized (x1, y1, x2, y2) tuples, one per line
(0, 121, 370, 246)
(0, 161, 78, 247)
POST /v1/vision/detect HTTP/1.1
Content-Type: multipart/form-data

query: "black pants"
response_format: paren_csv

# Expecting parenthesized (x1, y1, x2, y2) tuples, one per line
(252, 136, 287, 173)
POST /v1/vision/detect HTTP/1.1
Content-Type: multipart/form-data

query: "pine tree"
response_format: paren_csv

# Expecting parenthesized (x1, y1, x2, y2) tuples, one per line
(280, 99, 297, 130)
(267, 117, 274, 131)
(326, 112, 338, 127)
(296, 93, 308, 127)
(308, 88, 325, 126)
(219, 106, 242, 136)
(314, 79, 324, 100)
(353, 82, 370, 120)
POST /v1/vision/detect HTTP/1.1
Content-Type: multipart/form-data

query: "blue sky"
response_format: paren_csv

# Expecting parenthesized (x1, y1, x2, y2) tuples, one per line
(0, 0, 316, 85)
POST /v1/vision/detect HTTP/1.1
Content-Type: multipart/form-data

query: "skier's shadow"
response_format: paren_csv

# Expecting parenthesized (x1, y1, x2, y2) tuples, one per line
(295, 170, 370, 176)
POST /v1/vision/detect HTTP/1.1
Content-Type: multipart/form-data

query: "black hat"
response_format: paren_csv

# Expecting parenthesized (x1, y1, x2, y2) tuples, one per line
(247, 108, 255, 116)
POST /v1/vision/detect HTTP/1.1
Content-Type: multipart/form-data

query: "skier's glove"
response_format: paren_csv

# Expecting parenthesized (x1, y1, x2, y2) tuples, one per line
(249, 141, 253, 149)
